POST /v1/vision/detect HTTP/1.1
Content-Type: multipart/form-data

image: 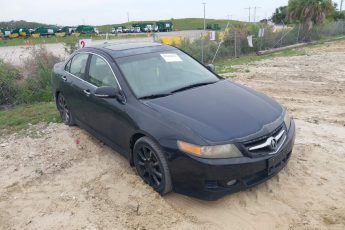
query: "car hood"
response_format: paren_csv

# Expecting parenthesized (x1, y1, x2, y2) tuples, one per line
(143, 80, 283, 144)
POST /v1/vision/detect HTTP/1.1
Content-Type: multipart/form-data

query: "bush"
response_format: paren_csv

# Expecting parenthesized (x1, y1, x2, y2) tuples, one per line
(16, 46, 62, 104)
(0, 46, 61, 106)
(0, 61, 21, 105)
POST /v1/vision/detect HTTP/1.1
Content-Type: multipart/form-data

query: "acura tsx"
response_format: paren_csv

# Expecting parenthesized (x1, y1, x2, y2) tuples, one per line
(52, 42, 295, 200)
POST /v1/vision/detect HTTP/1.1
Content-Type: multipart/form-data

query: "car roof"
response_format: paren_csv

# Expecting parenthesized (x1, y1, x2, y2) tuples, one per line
(82, 42, 177, 59)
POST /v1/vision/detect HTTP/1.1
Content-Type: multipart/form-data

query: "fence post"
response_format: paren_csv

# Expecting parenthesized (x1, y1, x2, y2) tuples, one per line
(297, 23, 301, 43)
(259, 28, 264, 51)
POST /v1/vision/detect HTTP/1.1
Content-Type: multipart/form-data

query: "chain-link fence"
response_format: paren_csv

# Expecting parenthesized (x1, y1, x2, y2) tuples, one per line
(173, 20, 345, 63)
(259, 20, 345, 50)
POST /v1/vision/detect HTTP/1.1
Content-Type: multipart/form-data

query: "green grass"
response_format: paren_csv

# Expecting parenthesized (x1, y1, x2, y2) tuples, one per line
(97, 18, 243, 33)
(215, 48, 306, 75)
(0, 36, 80, 47)
(0, 102, 60, 133)
(0, 34, 145, 47)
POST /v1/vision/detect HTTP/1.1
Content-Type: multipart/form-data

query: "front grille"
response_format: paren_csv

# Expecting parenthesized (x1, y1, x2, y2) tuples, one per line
(241, 124, 286, 157)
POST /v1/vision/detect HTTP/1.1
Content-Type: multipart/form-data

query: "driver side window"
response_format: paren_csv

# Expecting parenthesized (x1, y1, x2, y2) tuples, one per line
(88, 55, 118, 88)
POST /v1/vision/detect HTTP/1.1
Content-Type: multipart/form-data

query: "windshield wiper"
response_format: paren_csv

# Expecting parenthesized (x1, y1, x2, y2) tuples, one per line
(138, 93, 172, 100)
(171, 81, 218, 94)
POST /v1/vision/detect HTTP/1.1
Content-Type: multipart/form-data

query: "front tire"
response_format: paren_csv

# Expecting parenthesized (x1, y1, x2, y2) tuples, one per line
(57, 93, 75, 126)
(133, 137, 172, 195)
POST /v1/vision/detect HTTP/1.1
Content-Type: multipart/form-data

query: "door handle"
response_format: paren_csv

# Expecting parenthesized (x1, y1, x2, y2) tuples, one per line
(83, 89, 91, 96)
(61, 76, 67, 82)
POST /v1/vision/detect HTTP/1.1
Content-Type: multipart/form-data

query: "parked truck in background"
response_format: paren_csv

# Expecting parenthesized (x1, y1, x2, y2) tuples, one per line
(75, 25, 99, 35)
(112, 26, 129, 33)
(0, 28, 12, 38)
(156, 21, 173, 32)
(61, 26, 76, 35)
(34, 27, 58, 37)
(12, 28, 31, 37)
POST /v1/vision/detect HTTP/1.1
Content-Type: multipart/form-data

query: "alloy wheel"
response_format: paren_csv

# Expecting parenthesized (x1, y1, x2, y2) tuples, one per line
(57, 94, 70, 124)
(135, 145, 163, 188)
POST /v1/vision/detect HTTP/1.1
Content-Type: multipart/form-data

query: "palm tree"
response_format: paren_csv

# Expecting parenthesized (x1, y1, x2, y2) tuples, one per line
(288, 0, 334, 41)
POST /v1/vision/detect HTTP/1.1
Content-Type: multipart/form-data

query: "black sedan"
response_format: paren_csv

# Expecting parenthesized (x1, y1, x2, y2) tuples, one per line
(52, 42, 295, 201)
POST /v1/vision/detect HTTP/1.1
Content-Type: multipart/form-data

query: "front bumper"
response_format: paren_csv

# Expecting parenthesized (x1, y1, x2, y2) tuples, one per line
(166, 120, 296, 201)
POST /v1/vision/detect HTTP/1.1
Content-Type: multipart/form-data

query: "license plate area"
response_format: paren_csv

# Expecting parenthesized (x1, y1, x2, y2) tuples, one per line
(267, 150, 288, 175)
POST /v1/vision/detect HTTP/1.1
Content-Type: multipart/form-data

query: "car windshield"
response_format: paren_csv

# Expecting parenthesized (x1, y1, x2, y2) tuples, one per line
(116, 50, 219, 98)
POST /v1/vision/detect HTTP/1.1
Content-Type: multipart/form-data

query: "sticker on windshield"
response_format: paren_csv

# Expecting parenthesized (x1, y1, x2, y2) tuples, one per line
(160, 53, 182, 62)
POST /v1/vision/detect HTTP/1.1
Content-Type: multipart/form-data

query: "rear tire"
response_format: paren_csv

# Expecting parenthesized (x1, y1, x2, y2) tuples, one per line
(57, 93, 75, 126)
(133, 137, 172, 195)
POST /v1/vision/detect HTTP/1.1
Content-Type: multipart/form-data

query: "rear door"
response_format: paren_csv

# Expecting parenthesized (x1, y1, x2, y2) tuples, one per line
(64, 53, 91, 124)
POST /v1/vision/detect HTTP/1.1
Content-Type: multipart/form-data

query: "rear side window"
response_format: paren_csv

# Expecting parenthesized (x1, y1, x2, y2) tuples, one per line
(88, 55, 118, 88)
(69, 53, 89, 79)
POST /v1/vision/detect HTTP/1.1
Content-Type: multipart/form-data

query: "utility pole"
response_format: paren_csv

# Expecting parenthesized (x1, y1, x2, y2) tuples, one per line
(234, 30, 237, 58)
(203, 2, 206, 31)
(245, 7, 251, 22)
(201, 2, 206, 64)
(253, 6, 261, 23)
(341, 0, 344, 12)
(127, 12, 130, 28)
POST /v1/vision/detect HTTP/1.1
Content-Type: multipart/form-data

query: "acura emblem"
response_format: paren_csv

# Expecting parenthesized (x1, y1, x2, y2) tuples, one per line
(270, 138, 278, 150)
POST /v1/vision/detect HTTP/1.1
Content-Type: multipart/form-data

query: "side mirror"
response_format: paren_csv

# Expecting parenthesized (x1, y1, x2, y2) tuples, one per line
(95, 86, 126, 104)
(94, 86, 119, 98)
(206, 64, 215, 72)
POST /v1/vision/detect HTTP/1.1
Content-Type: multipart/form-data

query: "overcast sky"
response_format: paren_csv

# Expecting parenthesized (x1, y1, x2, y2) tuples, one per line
(1, 0, 343, 26)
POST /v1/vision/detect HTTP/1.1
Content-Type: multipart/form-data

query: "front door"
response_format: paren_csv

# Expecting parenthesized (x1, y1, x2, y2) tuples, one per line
(83, 53, 130, 151)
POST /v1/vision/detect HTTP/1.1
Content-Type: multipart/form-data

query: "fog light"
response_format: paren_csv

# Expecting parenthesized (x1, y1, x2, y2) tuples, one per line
(226, 179, 237, 186)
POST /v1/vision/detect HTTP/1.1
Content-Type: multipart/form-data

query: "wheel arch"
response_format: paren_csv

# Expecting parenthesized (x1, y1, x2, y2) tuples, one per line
(129, 131, 161, 166)
(55, 90, 60, 102)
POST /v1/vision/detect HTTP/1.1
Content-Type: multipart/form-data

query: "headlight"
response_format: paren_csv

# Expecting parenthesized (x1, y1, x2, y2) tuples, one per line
(177, 141, 243, 159)
(284, 110, 291, 130)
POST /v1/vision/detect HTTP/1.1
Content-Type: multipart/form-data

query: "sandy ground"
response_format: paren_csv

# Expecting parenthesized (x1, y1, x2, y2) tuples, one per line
(1, 41, 345, 230)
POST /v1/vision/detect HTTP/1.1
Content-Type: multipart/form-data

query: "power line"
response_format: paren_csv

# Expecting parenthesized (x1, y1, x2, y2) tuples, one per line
(202, 2, 206, 31)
